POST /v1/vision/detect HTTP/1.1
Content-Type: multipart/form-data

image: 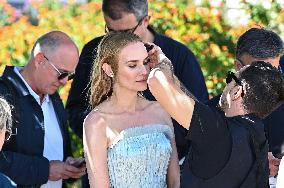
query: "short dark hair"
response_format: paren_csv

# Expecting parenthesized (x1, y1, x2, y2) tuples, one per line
(102, 0, 148, 21)
(236, 28, 284, 59)
(239, 61, 284, 118)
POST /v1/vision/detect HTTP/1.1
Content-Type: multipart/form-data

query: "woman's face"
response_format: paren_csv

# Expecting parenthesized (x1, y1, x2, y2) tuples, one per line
(114, 41, 150, 92)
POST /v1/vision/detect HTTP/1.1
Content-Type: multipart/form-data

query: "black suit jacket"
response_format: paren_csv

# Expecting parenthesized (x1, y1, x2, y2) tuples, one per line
(0, 66, 72, 187)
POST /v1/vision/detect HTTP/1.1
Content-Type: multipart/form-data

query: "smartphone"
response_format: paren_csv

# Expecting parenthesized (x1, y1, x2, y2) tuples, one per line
(72, 157, 86, 168)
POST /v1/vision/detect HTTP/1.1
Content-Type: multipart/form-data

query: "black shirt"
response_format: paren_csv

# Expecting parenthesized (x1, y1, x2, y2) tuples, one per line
(186, 101, 231, 178)
(66, 27, 209, 159)
(206, 58, 284, 159)
(187, 101, 267, 180)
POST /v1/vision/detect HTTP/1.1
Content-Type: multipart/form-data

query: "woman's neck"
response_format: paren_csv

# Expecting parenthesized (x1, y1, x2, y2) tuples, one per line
(109, 87, 143, 113)
(109, 94, 142, 114)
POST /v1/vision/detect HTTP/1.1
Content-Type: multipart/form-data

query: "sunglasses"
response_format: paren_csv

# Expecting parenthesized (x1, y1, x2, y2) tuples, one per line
(226, 71, 242, 85)
(226, 71, 244, 97)
(43, 54, 75, 81)
(105, 17, 145, 33)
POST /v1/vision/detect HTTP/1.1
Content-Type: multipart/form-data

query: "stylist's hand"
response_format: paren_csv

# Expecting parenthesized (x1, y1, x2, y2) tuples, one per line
(145, 43, 174, 84)
(144, 43, 165, 68)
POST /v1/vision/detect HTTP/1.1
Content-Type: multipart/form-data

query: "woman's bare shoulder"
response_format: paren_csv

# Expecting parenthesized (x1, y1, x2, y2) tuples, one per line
(84, 109, 107, 134)
(83, 109, 109, 154)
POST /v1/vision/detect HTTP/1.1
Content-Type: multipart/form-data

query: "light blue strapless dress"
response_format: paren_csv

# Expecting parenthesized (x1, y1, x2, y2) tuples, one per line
(107, 124, 173, 188)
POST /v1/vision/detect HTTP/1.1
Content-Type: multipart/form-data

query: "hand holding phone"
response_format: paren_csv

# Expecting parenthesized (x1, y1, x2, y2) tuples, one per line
(73, 157, 86, 168)
(66, 157, 86, 168)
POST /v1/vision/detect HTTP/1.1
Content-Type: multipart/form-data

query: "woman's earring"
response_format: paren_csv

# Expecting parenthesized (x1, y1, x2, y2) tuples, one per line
(109, 73, 114, 78)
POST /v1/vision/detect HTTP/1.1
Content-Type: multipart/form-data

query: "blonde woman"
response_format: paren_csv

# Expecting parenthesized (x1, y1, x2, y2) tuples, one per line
(83, 32, 180, 188)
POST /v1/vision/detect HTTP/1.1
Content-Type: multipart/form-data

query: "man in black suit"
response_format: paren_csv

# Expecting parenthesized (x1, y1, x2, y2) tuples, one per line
(0, 31, 86, 187)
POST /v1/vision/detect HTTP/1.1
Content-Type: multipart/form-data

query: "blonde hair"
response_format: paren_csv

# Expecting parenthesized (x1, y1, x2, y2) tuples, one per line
(0, 97, 12, 131)
(90, 31, 142, 108)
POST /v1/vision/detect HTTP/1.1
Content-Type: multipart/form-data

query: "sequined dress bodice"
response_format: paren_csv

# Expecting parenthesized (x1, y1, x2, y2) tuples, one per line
(107, 124, 173, 188)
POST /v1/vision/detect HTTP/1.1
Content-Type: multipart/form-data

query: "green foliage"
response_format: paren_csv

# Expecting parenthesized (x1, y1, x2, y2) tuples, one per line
(1, 1, 283, 187)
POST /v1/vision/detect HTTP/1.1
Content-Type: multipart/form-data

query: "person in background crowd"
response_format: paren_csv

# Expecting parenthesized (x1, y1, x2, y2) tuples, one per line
(0, 31, 86, 188)
(147, 42, 284, 187)
(206, 28, 284, 187)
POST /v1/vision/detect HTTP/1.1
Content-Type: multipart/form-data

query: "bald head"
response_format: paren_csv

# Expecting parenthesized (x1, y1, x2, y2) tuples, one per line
(22, 30, 79, 97)
(32, 30, 78, 58)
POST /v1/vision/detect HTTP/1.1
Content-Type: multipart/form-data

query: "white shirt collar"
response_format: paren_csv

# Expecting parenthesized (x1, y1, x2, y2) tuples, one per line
(13, 67, 50, 104)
